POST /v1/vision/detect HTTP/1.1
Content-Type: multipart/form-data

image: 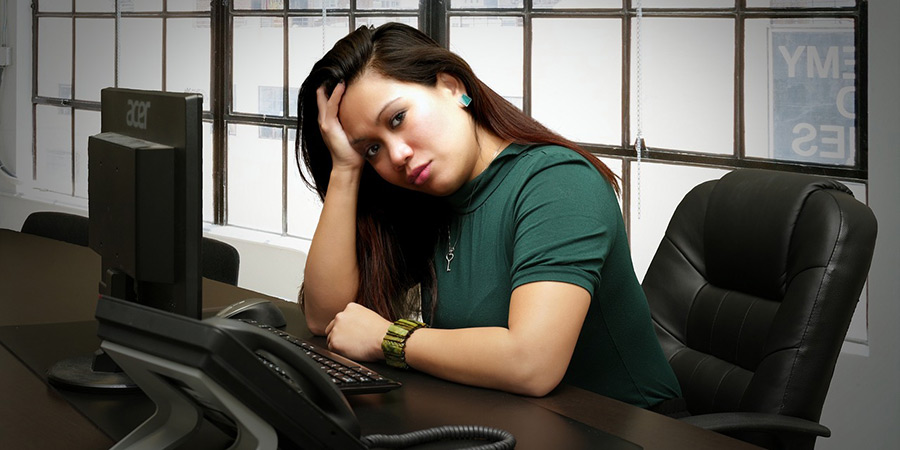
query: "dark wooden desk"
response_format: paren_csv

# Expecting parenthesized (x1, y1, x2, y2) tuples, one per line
(0, 229, 758, 449)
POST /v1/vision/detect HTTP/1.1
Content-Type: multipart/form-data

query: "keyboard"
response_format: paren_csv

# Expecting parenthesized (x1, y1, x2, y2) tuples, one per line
(242, 320, 402, 395)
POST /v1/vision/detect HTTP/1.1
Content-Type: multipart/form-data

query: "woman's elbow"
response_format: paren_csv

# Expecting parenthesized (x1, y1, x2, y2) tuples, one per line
(509, 360, 566, 397)
(306, 317, 328, 336)
(301, 304, 330, 336)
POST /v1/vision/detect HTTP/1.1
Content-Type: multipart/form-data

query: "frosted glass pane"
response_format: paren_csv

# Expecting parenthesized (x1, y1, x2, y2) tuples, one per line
(288, 17, 351, 118)
(628, 162, 728, 281)
(167, 18, 211, 105)
(630, 18, 734, 154)
(119, 18, 163, 90)
(450, 17, 524, 109)
(121, 0, 163, 12)
(450, 0, 522, 8)
(233, 17, 284, 115)
(74, 110, 101, 199)
(287, 128, 323, 240)
(358, 0, 419, 9)
(744, 19, 856, 166)
(202, 122, 214, 223)
(38, 1, 71, 12)
(227, 124, 283, 233)
(169, 0, 212, 11)
(747, 0, 855, 7)
(287, 0, 351, 8)
(38, 18, 72, 99)
(598, 156, 624, 210)
(533, 18, 621, 146)
(355, 16, 418, 29)
(640, 0, 733, 7)
(75, 18, 115, 102)
(541, 0, 620, 8)
(76, 0, 114, 12)
(35, 105, 73, 195)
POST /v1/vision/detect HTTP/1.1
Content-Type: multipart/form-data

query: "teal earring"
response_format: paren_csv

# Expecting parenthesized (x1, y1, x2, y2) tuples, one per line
(459, 94, 472, 108)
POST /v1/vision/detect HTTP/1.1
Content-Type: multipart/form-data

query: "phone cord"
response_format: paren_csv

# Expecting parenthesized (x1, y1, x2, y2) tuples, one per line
(361, 424, 516, 450)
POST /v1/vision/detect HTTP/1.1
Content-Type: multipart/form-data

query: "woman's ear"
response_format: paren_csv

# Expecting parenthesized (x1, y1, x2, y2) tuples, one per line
(436, 72, 465, 98)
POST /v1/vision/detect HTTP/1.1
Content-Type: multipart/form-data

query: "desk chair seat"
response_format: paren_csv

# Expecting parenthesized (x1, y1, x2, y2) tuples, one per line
(21, 211, 240, 286)
(643, 169, 877, 450)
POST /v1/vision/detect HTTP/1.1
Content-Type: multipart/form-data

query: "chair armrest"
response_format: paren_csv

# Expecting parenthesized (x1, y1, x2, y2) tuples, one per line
(681, 412, 831, 438)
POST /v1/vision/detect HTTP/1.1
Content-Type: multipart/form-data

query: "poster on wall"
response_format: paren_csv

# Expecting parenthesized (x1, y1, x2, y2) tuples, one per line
(769, 26, 856, 166)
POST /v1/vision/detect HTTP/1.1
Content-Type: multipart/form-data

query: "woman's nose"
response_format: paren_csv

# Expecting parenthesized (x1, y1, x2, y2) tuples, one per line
(388, 141, 413, 170)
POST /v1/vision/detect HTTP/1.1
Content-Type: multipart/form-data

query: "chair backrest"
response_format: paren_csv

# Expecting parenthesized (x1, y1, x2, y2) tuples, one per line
(644, 169, 877, 423)
(21, 211, 90, 247)
(201, 236, 241, 286)
(20, 211, 240, 286)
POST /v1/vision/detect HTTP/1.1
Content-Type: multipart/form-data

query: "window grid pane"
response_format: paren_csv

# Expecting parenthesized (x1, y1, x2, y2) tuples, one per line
(35, 105, 74, 196)
(744, 18, 857, 166)
(227, 124, 284, 233)
(629, 17, 735, 155)
(449, 16, 524, 109)
(532, 17, 621, 146)
(232, 16, 285, 115)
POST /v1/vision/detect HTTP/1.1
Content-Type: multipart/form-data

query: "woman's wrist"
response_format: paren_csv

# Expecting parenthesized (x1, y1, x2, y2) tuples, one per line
(382, 319, 427, 369)
(329, 163, 363, 186)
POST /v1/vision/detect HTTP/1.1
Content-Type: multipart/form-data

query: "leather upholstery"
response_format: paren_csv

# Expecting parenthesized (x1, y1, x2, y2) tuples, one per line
(644, 169, 877, 448)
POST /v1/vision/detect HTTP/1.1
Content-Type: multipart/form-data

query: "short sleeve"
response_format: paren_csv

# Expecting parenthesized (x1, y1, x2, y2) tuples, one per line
(509, 150, 619, 296)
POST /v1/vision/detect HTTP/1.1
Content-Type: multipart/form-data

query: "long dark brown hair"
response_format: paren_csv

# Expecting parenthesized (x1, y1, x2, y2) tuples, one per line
(296, 22, 618, 321)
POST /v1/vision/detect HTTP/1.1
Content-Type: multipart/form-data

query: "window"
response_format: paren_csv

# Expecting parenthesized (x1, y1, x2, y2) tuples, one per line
(30, 0, 868, 343)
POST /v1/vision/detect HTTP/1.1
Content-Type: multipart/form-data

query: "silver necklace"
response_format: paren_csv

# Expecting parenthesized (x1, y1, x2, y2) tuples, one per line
(445, 142, 506, 272)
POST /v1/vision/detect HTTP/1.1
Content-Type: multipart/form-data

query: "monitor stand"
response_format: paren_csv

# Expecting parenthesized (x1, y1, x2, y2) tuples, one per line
(47, 269, 138, 392)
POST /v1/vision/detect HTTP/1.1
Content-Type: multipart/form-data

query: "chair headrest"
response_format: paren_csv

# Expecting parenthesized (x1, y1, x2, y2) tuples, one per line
(703, 169, 852, 300)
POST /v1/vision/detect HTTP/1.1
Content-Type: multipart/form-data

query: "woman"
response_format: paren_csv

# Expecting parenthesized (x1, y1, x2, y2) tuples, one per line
(296, 22, 681, 409)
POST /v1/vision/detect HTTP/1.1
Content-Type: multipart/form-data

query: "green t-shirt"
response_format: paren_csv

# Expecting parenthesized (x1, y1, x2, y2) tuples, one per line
(423, 143, 681, 408)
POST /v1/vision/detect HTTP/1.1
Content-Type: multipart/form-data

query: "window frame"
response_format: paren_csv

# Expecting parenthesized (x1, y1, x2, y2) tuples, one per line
(30, 0, 868, 230)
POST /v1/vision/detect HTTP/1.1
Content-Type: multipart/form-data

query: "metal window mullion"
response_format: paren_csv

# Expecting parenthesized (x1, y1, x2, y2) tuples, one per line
(282, 5, 289, 235)
(622, 3, 632, 151)
(70, 15, 76, 196)
(161, 16, 167, 91)
(213, 1, 228, 225)
(855, 2, 868, 173)
(522, 7, 532, 118)
(31, 7, 39, 180)
(734, 9, 744, 160)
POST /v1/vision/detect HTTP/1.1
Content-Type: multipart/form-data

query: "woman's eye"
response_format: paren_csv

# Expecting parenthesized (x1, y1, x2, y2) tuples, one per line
(390, 111, 406, 129)
(365, 144, 380, 158)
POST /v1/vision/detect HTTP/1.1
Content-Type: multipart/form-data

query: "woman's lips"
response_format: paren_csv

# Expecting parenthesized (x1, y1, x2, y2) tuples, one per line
(408, 162, 431, 186)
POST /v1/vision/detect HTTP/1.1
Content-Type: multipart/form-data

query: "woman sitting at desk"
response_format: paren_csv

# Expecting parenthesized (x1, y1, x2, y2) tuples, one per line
(296, 22, 681, 410)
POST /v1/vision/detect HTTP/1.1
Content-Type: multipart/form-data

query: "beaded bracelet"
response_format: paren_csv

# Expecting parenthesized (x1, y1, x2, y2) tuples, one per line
(382, 318, 427, 369)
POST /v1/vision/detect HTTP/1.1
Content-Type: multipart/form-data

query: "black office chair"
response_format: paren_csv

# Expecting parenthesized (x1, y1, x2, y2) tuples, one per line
(20, 211, 240, 286)
(201, 236, 241, 286)
(643, 169, 877, 450)
(21, 211, 90, 247)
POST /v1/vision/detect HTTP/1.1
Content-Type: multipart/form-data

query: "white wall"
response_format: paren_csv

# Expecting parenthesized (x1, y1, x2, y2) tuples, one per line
(1, 1, 898, 447)
(816, 0, 900, 448)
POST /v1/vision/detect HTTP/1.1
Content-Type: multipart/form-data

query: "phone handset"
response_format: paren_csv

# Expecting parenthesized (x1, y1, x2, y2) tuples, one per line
(205, 317, 360, 437)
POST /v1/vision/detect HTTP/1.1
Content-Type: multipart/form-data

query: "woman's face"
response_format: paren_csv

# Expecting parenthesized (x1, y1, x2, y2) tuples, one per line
(337, 70, 482, 196)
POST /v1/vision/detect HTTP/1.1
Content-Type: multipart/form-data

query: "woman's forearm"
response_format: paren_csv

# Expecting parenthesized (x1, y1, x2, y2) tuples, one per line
(303, 167, 363, 334)
(403, 326, 563, 396)
(403, 282, 591, 397)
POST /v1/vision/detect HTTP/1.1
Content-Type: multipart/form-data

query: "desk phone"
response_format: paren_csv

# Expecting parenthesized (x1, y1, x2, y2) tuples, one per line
(95, 296, 515, 450)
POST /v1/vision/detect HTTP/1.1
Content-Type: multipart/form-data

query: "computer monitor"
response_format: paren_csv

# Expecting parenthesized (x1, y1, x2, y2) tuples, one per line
(88, 88, 203, 318)
(48, 87, 203, 392)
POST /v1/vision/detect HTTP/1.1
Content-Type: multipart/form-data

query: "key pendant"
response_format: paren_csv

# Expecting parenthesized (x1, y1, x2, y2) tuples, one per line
(445, 249, 455, 272)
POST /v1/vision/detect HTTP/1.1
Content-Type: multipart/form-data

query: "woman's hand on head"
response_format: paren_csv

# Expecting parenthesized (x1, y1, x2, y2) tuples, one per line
(325, 302, 391, 362)
(317, 82, 365, 172)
